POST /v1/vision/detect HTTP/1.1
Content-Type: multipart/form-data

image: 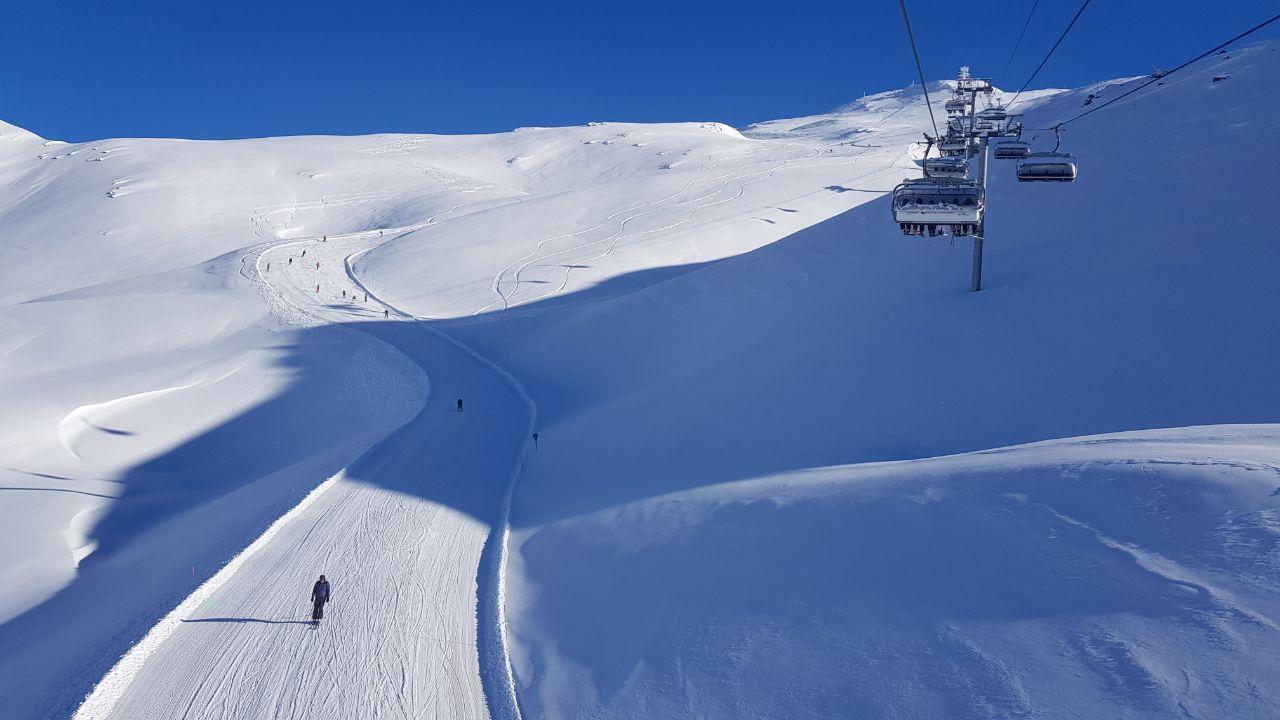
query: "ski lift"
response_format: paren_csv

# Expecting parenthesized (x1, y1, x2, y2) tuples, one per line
(945, 97, 966, 114)
(892, 178, 984, 236)
(1015, 127, 1077, 182)
(924, 156, 968, 178)
(1017, 152, 1077, 182)
(994, 140, 1030, 159)
(976, 106, 1007, 123)
(938, 134, 967, 155)
(947, 116, 971, 134)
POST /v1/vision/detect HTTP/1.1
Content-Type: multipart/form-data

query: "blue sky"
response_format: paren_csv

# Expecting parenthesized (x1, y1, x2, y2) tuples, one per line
(4, 0, 1277, 141)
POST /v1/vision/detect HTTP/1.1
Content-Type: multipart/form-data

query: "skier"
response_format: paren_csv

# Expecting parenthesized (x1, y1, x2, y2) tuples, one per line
(311, 575, 331, 624)
(532, 432, 539, 448)
(288, 257, 293, 266)
(384, 309, 389, 319)
(266, 262, 271, 271)
(301, 249, 306, 257)
(316, 284, 320, 293)
(316, 261, 320, 270)
(456, 398, 464, 412)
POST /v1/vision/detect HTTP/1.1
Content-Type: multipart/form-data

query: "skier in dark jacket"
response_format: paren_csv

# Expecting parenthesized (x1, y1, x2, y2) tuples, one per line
(311, 575, 331, 623)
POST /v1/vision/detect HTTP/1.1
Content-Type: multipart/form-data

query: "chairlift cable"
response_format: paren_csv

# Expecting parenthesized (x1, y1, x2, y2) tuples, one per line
(1053, 11, 1280, 129)
(897, 0, 941, 139)
(1007, 0, 1091, 109)
(996, 0, 1039, 88)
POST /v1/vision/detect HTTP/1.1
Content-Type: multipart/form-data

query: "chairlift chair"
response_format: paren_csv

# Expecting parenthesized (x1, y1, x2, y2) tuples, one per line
(937, 135, 968, 156)
(976, 106, 1008, 123)
(1016, 152, 1077, 182)
(892, 178, 984, 236)
(924, 156, 969, 179)
(993, 140, 1030, 159)
(945, 98, 966, 114)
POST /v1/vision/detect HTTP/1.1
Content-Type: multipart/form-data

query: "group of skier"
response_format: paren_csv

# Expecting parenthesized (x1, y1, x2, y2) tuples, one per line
(261, 239, 398, 318)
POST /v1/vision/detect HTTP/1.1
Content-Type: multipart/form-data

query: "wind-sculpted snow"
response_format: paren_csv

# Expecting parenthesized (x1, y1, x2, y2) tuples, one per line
(509, 427, 1280, 718)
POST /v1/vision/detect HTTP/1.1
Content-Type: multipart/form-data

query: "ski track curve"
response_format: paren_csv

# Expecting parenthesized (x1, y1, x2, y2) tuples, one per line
(75, 194, 531, 720)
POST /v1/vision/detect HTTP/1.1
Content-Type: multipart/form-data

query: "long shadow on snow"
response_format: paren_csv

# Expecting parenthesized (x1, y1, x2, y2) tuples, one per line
(183, 618, 316, 626)
(0, 254, 723, 718)
(0, 318, 527, 719)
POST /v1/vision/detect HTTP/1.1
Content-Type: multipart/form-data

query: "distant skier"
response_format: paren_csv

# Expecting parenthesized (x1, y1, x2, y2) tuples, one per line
(316, 261, 320, 270)
(301, 249, 306, 257)
(384, 309, 389, 318)
(532, 432, 539, 448)
(266, 262, 270, 271)
(288, 257, 293, 266)
(311, 575, 331, 624)
(457, 398, 464, 412)
(316, 284, 320, 293)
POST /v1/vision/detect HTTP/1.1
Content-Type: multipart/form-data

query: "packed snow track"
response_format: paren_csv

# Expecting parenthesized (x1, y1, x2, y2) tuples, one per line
(78, 232, 530, 720)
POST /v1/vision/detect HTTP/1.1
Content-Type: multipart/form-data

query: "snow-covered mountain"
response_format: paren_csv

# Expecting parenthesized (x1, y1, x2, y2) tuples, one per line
(1, 39, 1277, 720)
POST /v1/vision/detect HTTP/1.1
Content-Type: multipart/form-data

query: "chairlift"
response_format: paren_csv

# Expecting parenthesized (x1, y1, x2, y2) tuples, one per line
(945, 98, 966, 114)
(1015, 127, 1077, 182)
(892, 178, 984, 236)
(976, 106, 1007, 123)
(993, 140, 1029, 159)
(924, 156, 968, 179)
(1017, 152, 1077, 182)
(937, 135, 968, 156)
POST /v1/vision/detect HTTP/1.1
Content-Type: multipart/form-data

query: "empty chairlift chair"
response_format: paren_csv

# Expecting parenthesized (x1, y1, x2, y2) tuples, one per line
(974, 106, 1008, 135)
(924, 156, 969, 179)
(945, 97, 967, 115)
(994, 140, 1030, 159)
(1016, 152, 1077, 182)
(976, 106, 1007, 123)
(892, 178, 984, 237)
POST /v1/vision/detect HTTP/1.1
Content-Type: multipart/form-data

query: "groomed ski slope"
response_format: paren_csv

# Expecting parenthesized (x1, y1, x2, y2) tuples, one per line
(75, 231, 530, 720)
(0, 38, 1277, 720)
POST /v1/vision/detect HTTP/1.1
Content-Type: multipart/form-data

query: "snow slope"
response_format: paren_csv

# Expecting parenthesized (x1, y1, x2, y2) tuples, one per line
(508, 426, 1280, 719)
(428, 44, 1279, 718)
(0, 37, 1276, 720)
(0, 102, 899, 717)
(78, 232, 529, 720)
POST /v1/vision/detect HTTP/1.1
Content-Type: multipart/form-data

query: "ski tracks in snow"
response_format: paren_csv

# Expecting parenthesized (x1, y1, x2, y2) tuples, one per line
(475, 140, 906, 313)
(77, 195, 531, 720)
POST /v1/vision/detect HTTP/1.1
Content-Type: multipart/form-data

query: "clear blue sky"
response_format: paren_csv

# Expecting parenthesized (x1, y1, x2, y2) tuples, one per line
(4, 0, 1277, 141)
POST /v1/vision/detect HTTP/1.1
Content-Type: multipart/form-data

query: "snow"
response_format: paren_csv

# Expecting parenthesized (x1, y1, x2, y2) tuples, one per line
(0, 36, 1276, 720)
